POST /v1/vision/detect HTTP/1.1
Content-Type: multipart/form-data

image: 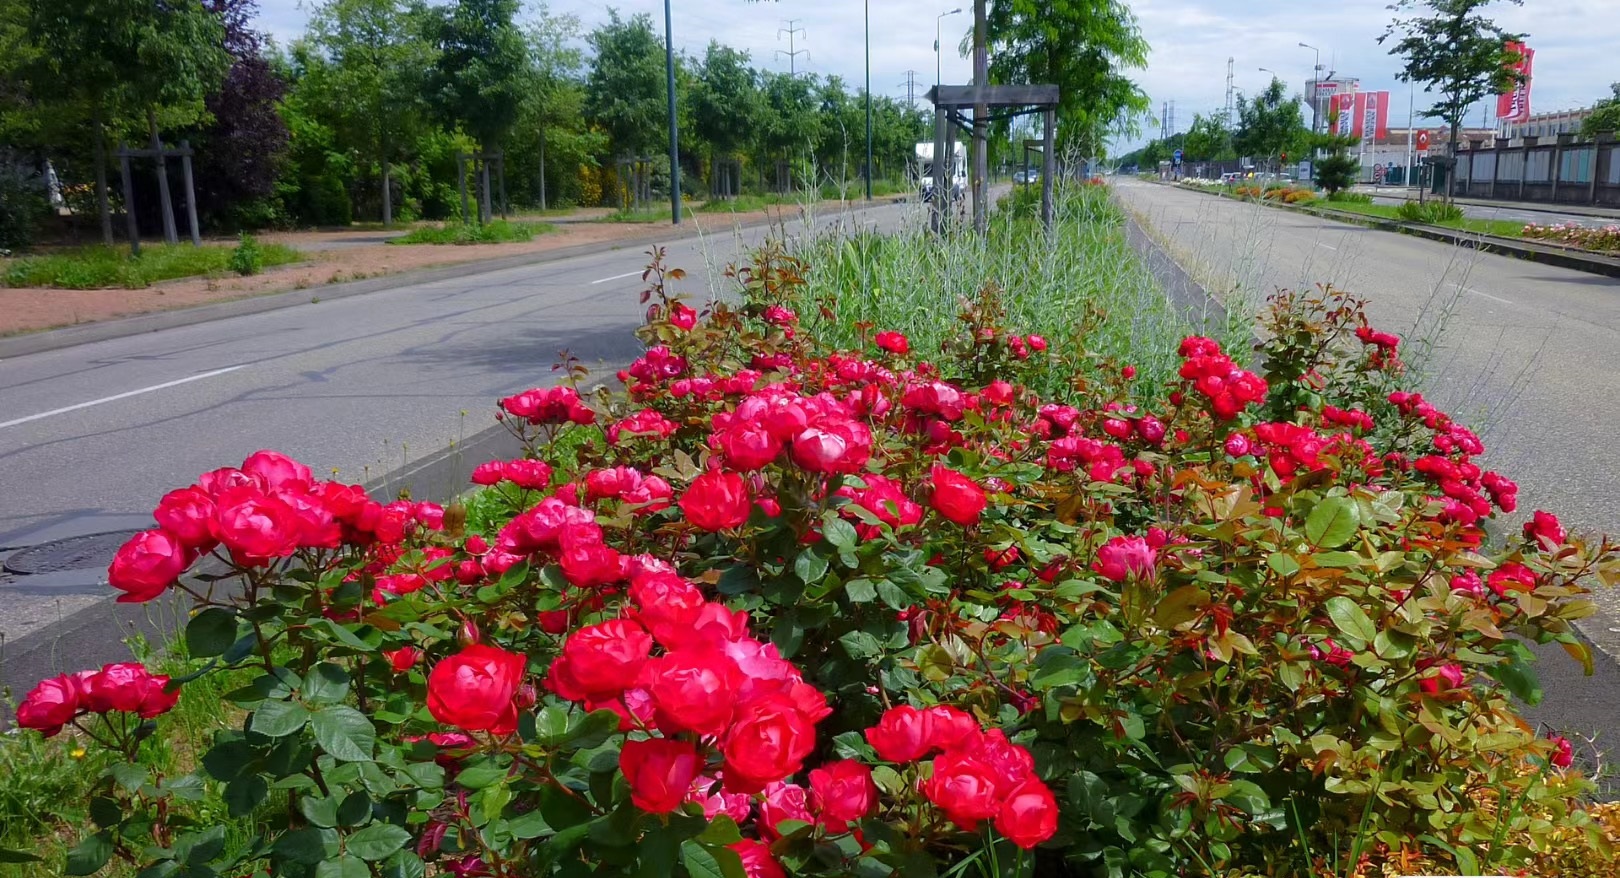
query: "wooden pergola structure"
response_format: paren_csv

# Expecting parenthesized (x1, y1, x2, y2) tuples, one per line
(927, 83, 1059, 233)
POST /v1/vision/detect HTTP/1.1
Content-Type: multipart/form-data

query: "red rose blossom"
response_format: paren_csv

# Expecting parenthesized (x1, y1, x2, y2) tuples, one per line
(679, 470, 752, 531)
(995, 777, 1059, 849)
(427, 644, 526, 734)
(108, 529, 194, 603)
(620, 737, 702, 814)
(929, 466, 987, 526)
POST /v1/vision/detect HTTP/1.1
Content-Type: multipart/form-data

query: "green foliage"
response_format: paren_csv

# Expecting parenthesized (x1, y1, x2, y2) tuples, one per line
(1582, 82, 1620, 138)
(1313, 151, 1361, 196)
(0, 156, 51, 250)
(228, 233, 264, 275)
(1182, 113, 1235, 162)
(2, 242, 301, 289)
(1235, 77, 1311, 165)
(424, 0, 528, 151)
(389, 219, 552, 244)
(1380, 0, 1524, 157)
(1326, 190, 1373, 204)
(584, 10, 667, 160)
(693, 41, 760, 159)
(1397, 198, 1466, 223)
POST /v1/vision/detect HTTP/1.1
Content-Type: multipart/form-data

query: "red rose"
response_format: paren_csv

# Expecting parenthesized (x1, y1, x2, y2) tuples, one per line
(427, 644, 526, 734)
(722, 694, 818, 793)
(995, 777, 1058, 849)
(791, 420, 872, 475)
(923, 705, 982, 752)
(1550, 735, 1574, 769)
(649, 651, 739, 736)
(680, 470, 752, 532)
(384, 647, 422, 672)
(629, 573, 707, 648)
(874, 331, 910, 354)
(84, 662, 156, 713)
(670, 302, 698, 331)
(554, 620, 654, 700)
(923, 751, 1001, 828)
(559, 541, 625, 588)
(15, 674, 85, 736)
(470, 461, 506, 485)
(758, 781, 813, 838)
(504, 460, 553, 490)
(620, 737, 702, 814)
(1523, 510, 1566, 548)
(866, 705, 933, 763)
(1092, 535, 1157, 583)
(809, 759, 877, 826)
(929, 466, 986, 526)
(108, 529, 194, 603)
(729, 839, 786, 878)
(717, 425, 783, 471)
(241, 449, 314, 491)
(153, 486, 217, 549)
(1027, 334, 1048, 352)
(211, 488, 304, 562)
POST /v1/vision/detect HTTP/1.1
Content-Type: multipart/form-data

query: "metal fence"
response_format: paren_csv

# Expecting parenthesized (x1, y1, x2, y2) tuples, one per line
(1453, 134, 1620, 207)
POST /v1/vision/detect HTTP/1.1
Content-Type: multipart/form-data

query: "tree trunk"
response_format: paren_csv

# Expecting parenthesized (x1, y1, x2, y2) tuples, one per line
(92, 110, 113, 246)
(538, 128, 548, 211)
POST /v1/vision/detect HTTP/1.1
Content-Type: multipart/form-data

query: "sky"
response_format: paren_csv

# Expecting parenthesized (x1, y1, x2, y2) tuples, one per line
(250, 0, 1620, 153)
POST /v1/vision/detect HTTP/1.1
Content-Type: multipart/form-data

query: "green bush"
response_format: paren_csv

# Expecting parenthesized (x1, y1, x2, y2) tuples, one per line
(2, 242, 302, 289)
(389, 219, 552, 245)
(228, 233, 263, 276)
(1396, 199, 1465, 224)
(0, 158, 51, 251)
(1326, 190, 1373, 204)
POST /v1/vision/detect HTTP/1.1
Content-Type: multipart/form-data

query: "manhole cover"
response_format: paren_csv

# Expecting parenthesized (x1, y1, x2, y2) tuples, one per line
(2, 530, 141, 576)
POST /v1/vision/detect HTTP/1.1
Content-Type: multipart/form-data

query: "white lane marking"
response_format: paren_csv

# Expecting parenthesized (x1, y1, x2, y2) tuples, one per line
(0, 365, 246, 430)
(590, 270, 642, 285)
(1461, 286, 1513, 305)
(1316, 242, 1338, 251)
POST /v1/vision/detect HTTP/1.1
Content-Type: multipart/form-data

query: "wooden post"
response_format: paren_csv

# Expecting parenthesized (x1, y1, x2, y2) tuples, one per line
(118, 147, 140, 256)
(538, 130, 548, 211)
(497, 154, 508, 219)
(479, 156, 493, 224)
(382, 158, 393, 226)
(458, 154, 470, 224)
(179, 140, 201, 246)
(932, 102, 948, 233)
(149, 113, 179, 245)
(93, 112, 113, 246)
(1041, 108, 1055, 230)
(971, 0, 988, 235)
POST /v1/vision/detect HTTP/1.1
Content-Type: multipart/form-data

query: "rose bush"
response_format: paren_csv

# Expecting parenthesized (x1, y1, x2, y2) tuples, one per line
(11, 253, 1620, 878)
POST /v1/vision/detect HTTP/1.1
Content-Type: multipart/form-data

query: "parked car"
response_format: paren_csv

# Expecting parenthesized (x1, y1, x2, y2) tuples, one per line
(1013, 168, 1041, 185)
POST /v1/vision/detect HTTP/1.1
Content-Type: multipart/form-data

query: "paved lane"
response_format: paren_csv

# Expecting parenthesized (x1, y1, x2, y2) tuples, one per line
(0, 201, 917, 642)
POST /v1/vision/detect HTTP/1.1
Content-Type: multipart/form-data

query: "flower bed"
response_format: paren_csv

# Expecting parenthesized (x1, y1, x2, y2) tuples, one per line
(1521, 221, 1620, 254)
(7, 255, 1618, 877)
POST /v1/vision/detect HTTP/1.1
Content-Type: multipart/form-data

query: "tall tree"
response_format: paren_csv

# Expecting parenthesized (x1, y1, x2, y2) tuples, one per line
(985, 0, 1151, 157)
(1380, 0, 1523, 195)
(194, 0, 289, 227)
(1580, 83, 1620, 138)
(583, 11, 666, 161)
(425, 0, 528, 151)
(1234, 77, 1309, 170)
(1182, 113, 1234, 162)
(512, 5, 596, 208)
(693, 41, 759, 187)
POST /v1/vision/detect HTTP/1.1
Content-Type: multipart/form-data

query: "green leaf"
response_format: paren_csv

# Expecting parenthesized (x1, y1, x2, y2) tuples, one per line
(1304, 496, 1359, 548)
(823, 517, 858, 550)
(0, 849, 41, 864)
(794, 550, 830, 586)
(844, 578, 877, 603)
(316, 855, 371, 878)
(224, 775, 269, 817)
(200, 740, 255, 782)
(345, 823, 410, 861)
(185, 608, 238, 659)
(1265, 552, 1301, 577)
(109, 762, 148, 792)
(177, 825, 226, 865)
(64, 831, 113, 876)
(567, 710, 624, 750)
(300, 795, 341, 829)
(380, 850, 427, 878)
(88, 795, 121, 828)
(1488, 654, 1544, 706)
(1323, 596, 1377, 645)
(303, 663, 352, 705)
(250, 699, 310, 738)
(696, 816, 743, 845)
(310, 706, 375, 762)
(338, 790, 372, 827)
(274, 827, 334, 865)
(455, 758, 508, 790)
(874, 579, 911, 610)
(681, 841, 747, 878)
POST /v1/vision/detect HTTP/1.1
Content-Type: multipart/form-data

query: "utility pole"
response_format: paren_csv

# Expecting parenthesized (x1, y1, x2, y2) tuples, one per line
(902, 70, 918, 108)
(865, 0, 873, 200)
(1168, 101, 1176, 138)
(1225, 58, 1235, 127)
(664, 0, 681, 225)
(1160, 102, 1168, 140)
(776, 20, 807, 76)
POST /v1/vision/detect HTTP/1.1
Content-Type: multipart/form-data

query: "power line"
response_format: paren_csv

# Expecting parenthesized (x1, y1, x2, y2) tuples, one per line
(900, 69, 918, 108)
(776, 20, 808, 76)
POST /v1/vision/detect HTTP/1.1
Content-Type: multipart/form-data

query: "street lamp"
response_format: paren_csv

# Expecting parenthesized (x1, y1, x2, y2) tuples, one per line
(865, 0, 872, 200)
(1299, 42, 1321, 134)
(664, 0, 681, 225)
(935, 8, 961, 88)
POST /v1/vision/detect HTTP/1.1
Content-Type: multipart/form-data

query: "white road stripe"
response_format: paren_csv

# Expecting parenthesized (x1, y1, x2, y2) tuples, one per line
(0, 365, 246, 430)
(590, 271, 642, 285)
(1462, 286, 1513, 305)
(1316, 242, 1338, 251)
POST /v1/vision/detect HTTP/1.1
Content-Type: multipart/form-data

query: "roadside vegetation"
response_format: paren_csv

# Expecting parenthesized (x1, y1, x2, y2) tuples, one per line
(388, 220, 553, 245)
(0, 240, 302, 289)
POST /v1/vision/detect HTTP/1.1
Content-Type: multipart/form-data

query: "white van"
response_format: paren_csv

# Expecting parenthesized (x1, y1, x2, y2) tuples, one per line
(916, 141, 967, 203)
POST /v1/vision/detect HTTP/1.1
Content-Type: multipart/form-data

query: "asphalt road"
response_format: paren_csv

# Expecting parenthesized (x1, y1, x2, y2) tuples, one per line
(0, 199, 918, 648)
(1116, 177, 1620, 750)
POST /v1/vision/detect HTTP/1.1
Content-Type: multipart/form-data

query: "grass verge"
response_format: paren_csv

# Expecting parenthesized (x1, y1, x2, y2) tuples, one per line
(1, 243, 303, 290)
(389, 220, 553, 245)
(1319, 200, 1528, 237)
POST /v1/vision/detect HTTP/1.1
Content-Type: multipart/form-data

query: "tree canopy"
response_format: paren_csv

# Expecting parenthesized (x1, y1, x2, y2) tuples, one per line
(1380, 0, 1524, 158)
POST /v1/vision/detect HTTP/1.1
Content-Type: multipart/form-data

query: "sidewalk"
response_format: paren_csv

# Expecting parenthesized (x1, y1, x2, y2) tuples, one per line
(1356, 184, 1620, 222)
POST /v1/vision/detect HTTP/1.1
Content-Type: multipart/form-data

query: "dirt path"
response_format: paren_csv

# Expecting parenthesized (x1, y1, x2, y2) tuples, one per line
(0, 198, 898, 337)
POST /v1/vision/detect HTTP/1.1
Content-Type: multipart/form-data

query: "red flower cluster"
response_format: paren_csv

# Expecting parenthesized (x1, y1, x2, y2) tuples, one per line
(112, 450, 420, 601)
(607, 409, 679, 445)
(499, 385, 596, 425)
(15, 662, 179, 737)
(1177, 336, 1268, 420)
(426, 644, 528, 734)
(874, 330, 910, 355)
(548, 568, 830, 798)
(866, 705, 1057, 849)
(1092, 535, 1157, 582)
(470, 458, 553, 490)
(836, 475, 923, 539)
(711, 385, 874, 475)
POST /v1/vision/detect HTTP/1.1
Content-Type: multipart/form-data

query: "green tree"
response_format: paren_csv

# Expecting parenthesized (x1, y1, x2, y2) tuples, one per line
(1380, 0, 1523, 196)
(693, 41, 759, 194)
(1311, 107, 1362, 195)
(512, 6, 597, 209)
(1234, 77, 1309, 170)
(584, 10, 667, 161)
(425, 0, 529, 153)
(985, 0, 1152, 157)
(1182, 113, 1235, 162)
(300, 0, 435, 223)
(1581, 83, 1620, 138)
(756, 71, 822, 190)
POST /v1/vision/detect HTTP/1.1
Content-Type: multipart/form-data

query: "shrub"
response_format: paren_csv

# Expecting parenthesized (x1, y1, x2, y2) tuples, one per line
(7, 258, 1615, 878)
(1326, 190, 1373, 205)
(1396, 199, 1465, 224)
(229, 233, 264, 276)
(1312, 151, 1360, 196)
(390, 220, 553, 245)
(2, 242, 302, 289)
(0, 155, 51, 251)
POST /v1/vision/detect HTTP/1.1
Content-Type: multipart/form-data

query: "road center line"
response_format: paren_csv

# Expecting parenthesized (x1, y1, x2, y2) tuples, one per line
(1316, 242, 1338, 251)
(590, 270, 642, 285)
(1461, 286, 1513, 305)
(0, 365, 247, 430)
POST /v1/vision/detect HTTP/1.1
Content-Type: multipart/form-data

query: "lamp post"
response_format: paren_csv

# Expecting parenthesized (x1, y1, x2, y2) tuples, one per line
(935, 8, 961, 88)
(663, 0, 681, 225)
(865, 0, 872, 200)
(1299, 43, 1321, 135)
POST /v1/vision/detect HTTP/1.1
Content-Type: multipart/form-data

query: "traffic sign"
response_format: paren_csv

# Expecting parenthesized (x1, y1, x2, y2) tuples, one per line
(1172, 148, 1183, 165)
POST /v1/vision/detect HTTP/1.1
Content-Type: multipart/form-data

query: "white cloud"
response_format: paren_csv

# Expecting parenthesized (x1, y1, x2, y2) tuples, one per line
(253, 0, 1619, 151)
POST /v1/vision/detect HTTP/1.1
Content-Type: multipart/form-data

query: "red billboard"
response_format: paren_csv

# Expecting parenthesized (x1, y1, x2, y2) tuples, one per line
(1329, 92, 1389, 143)
(1496, 41, 1534, 123)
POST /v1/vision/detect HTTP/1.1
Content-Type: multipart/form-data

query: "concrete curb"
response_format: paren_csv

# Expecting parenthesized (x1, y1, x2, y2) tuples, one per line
(1169, 183, 1620, 280)
(0, 197, 908, 361)
(1116, 203, 1232, 338)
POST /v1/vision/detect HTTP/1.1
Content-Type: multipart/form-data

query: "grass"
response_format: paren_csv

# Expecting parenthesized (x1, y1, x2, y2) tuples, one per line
(1312, 200, 1529, 237)
(597, 207, 691, 224)
(389, 219, 553, 245)
(1, 242, 302, 290)
(781, 181, 1248, 402)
